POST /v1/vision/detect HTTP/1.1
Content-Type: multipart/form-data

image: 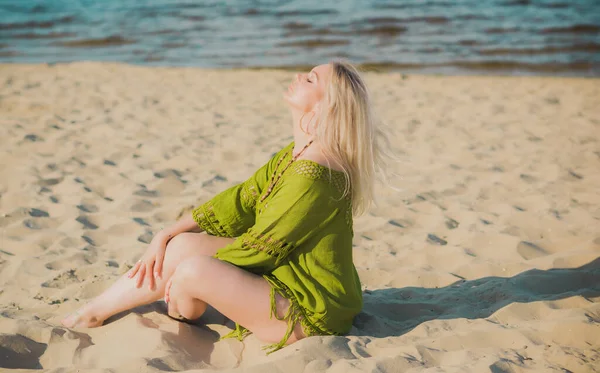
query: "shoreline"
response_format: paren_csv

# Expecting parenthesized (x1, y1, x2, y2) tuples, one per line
(2, 60, 600, 79)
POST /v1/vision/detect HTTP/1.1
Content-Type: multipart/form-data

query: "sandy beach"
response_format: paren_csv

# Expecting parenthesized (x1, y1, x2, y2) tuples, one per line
(0, 62, 599, 372)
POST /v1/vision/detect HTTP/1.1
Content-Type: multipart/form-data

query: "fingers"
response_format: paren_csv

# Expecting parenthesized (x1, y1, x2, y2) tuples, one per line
(165, 278, 172, 304)
(154, 249, 165, 281)
(136, 264, 146, 288)
(130, 254, 162, 290)
(128, 260, 141, 279)
(146, 260, 156, 291)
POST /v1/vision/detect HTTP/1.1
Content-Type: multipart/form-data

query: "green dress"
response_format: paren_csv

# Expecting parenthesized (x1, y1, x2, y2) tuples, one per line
(192, 141, 363, 354)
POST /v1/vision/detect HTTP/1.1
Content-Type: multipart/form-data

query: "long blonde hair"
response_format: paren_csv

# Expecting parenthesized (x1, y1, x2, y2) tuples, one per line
(314, 60, 399, 217)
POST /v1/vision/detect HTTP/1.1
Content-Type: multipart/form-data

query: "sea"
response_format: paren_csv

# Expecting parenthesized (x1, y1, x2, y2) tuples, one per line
(1, 0, 599, 76)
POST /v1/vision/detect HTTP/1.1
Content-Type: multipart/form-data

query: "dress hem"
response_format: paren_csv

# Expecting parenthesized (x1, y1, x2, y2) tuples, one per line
(217, 273, 342, 355)
(192, 202, 229, 237)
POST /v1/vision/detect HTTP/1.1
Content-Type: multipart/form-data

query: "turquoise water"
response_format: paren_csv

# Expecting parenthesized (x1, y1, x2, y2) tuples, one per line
(1, 0, 599, 75)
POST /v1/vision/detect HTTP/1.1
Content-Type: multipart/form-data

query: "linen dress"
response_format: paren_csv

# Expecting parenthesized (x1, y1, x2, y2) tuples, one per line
(192, 141, 363, 353)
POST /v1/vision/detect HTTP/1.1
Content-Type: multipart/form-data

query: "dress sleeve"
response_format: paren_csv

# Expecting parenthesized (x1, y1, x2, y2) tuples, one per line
(213, 175, 340, 273)
(192, 146, 288, 237)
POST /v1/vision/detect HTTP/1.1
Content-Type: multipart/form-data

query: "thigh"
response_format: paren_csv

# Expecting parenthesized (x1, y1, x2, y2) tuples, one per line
(174, 256, 306, 345)
(161, 233, 235, 280)
(166, 232, 235, 260)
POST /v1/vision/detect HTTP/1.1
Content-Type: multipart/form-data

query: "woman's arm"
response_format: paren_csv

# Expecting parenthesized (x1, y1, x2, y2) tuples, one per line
(129, 214, 204, 288)
(190, 143, 293, 238)
(213, 175, 340, 273)
(158, 214, 203, 242)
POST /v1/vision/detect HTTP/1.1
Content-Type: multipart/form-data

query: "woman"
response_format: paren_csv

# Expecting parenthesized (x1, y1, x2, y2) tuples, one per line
(61, 60, 393, 354)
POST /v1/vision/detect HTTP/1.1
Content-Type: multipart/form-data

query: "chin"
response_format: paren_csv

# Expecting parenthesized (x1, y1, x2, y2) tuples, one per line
(283, 94, 295, 108)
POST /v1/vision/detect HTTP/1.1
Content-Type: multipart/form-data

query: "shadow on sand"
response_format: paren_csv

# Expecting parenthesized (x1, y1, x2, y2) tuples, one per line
(352, 257, 600, 338)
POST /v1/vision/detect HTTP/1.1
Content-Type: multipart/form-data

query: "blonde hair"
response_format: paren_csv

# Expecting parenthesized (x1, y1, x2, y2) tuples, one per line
(314, 59, 399, 217)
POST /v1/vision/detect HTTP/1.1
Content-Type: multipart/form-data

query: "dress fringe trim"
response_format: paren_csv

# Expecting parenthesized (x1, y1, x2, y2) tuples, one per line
(192, 202, 229, 237)
(219, 322, 251, 342)
(240, 229, 295, 266)
(218, 275, 339, 355)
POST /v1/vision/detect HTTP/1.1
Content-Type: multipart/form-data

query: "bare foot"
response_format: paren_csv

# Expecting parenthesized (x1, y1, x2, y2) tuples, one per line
(61, 305, 104, 328)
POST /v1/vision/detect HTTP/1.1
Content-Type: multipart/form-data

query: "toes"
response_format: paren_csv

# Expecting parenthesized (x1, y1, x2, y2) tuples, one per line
(60, 317, 72, 328)
(60, 308, 102, 328)
(60, 311, 79, 328)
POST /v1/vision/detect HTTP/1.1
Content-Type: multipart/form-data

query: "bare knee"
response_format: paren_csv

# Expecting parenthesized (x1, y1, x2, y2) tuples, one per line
(165, 232, 217, 259)
(166, 232, 197, 252)
(172, 255, 212, 284)
(161, 233, 207, 275)
(167, 232, 232, 257)
(170, 256, 230, 301)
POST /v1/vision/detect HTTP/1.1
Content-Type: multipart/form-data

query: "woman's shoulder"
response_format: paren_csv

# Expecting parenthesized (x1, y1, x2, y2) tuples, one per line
(274, 141, 295, 158)
(283, 163, 349, 201)
(286, 161, 341, 180)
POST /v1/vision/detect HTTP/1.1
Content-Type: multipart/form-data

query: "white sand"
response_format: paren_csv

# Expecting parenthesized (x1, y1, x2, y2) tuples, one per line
(0, 62, 599, 372)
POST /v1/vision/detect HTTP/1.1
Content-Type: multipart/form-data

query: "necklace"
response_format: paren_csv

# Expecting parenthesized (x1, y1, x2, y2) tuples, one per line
(259, 140, 313, 202)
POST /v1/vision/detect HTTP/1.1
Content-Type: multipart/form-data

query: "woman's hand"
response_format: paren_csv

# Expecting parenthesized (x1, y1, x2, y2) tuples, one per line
(128, 231, 172, 290)
(164, 277, 173, 304)
(164, 274, 186, 321)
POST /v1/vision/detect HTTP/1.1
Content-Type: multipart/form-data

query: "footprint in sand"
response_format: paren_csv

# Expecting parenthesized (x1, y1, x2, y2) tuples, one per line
(41, 269, 80, 289)
(153, 168, 184, 179)
(37, 176, 64, 187)
(445, 217, 459, 229)
(76, 204, 98, 213)
(45, 250, 98, 271)
(132, 217, 151, 227)
(519, 173, 537, 183)
(1, 207, 48, 227)
(23, 219, 43, 230)
(55, 236, 80, 249)
(387, 219, 411, 229)
(20, 208, 52, 229)
(427, 234, 448, 246)
(176, 205, 194, 220)
(133, 185, 160, 198)
(201, 174, 228, 188)
(29, 208, 49, 218)
(80, 231, 107, 247)
(130, 199, 156, 212)
(22, 209, 59, 230)
(75, 216, 99, 230)
(516, 241, 547, 260)
(138, 231, 154, 244)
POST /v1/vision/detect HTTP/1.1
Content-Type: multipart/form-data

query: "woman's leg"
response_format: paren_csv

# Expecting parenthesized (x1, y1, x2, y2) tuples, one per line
(61, 232, 235, 328)
(165, 255, 307, 346)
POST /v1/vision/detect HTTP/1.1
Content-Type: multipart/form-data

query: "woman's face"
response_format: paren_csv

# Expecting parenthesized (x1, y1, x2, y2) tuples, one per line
(284, 64, 331, 113)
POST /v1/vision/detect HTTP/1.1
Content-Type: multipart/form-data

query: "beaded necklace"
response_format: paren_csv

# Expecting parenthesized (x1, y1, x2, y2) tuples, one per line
(259, 140, 314, 202)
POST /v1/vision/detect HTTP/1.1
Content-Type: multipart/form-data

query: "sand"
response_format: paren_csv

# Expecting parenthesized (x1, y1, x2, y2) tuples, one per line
(0, 62, 599, 372)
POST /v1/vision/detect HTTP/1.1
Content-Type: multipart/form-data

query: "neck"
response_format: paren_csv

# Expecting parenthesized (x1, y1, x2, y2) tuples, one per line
(291, 109, 319, 157)
(292, 139, 313, 159)
(293, 137, 311, 154)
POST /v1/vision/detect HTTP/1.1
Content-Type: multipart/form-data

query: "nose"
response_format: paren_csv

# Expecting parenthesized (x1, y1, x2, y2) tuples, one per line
(295, 73, 301, 82)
